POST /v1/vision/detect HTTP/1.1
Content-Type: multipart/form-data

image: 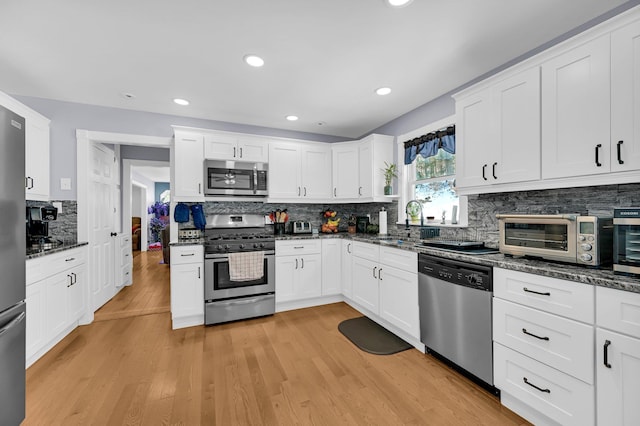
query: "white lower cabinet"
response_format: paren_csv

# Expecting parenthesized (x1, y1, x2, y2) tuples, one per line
(349, 241, 420, 345)
(596, 286, 640, 426)
(115, 234, 132, 287)
(170, 245, 204, 329)
(493, 267, 595, 426)
(275, 240, 322, 304)
(321, 239, 341, 296)
(340, 240, 353, 298)
(26, 247, 88, 367)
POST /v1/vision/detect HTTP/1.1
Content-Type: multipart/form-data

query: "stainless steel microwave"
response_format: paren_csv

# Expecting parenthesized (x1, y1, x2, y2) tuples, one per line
(613, 208, 640, 276)
(204, 160, 268, 197)
(497, 214, 613, 267)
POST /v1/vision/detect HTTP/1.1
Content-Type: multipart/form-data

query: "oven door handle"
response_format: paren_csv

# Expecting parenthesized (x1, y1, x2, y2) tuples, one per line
(206, 250, 275, 259)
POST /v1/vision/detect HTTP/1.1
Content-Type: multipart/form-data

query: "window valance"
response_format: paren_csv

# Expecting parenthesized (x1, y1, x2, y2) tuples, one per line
(403, 125, 455, 165)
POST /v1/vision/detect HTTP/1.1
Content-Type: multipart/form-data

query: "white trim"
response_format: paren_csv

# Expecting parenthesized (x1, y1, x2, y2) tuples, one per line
(77, 130, 172, 147)
(131, 181, 148, 251)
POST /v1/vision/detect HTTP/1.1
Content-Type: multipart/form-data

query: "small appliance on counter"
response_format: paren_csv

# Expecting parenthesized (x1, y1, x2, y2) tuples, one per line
(26, 205, 60, 250)
(178, 228, 202, 240)
(613, 208, 640, 276)
(356, 216, 369, 233)
(290, 221, 312, 234)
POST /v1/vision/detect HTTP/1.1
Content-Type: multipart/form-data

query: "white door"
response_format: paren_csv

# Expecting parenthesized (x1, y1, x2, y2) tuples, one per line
(269, 142, 301, 199)
(455, 89, 494, 188)
(379, 266, 419, 339)
(89, 143, 117, 311)
(611, 19, 640, 172)
(341, 240, 353, 298)
(300, 145, 332, 199)
(492, 67, 541, 184)
(596, 328, 640, 426)
(297, 254, 322, 299)
(321, 239, 341, 296)
(351, 256, 379, 314)
(541, 34, 611, 179)
(237, 136, 268, 162)
(358, 142, 373, 198)
(275, 256, 297, 303)
(332, 144, 359, 198)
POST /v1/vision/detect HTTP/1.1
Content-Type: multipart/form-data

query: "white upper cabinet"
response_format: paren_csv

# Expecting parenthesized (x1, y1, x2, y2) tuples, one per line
(204, 133, 268, 162)
(455, 67, 541, 189)
(0, 91, 50, 201)
(611, 18, 640, 172)
(332, 134, 394, 201)
(332, 143, 359, 198)
(172, 130, 204, 201)
(541, 35, 611, 179)
(268, 140, 331, 201)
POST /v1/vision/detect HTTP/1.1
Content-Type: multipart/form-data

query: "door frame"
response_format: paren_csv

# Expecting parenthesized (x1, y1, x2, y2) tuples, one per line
(130, 180, 148, 252)
(76, 130, 171, 323)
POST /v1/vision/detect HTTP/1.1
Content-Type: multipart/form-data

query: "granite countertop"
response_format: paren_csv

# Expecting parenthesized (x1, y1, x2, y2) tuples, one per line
(173, 232, 640, 294)
(26, 241, 89, 260)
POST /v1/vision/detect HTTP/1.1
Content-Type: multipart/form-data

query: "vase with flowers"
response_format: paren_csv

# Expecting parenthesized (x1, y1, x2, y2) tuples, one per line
(148, 201, 169, 242)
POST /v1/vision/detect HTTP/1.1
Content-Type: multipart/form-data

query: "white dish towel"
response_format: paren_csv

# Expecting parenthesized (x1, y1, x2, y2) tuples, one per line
(228, 251, 264, 281)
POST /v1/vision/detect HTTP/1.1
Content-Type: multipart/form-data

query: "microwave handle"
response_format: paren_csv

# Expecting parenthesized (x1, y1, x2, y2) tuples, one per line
(496, 214, 578, 221)
(253, 169, 258, 194)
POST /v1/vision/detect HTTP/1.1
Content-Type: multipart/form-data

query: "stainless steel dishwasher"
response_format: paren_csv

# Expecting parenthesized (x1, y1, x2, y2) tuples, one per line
(418, 253, 496, 392)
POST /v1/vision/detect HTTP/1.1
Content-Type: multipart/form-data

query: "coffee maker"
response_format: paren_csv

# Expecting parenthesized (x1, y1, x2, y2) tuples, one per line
(26, 205, 58, 250)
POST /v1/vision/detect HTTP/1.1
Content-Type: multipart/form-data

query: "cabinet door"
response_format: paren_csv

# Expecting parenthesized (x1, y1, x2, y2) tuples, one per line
(455, 89, 494, 188)
(341, 240, 353, 298)
(351, 256, 379, 314)
(332, 145, 359, 198)
(170, 263, 204, 318)
(237, 136, 268, 162)
(321, 239, 341, 296)
(275, 256, 297, 303)
(25, 117, 50, 200)
(611, 19, 640, 172)
(203, 134, 237, 160)
(379, 266, 419, 339)
(67, 266, 86, 323)
(298, 254, 322, 299)
(26, 281, 46, 362)
(541, 35, 611, 179)
(174, 133, 204, 200)
(301, 145, 332, 199)
(269, 142, 301, 199)
(45, 273, 70, 339)
(492, 67, 541, 184)
(596, 328, 640, 426)
(358, 142, 373, 198)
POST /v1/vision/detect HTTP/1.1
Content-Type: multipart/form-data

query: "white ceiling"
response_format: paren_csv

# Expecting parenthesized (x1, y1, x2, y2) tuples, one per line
(132, 166, 170, 183)
(0, 0, 631, 138)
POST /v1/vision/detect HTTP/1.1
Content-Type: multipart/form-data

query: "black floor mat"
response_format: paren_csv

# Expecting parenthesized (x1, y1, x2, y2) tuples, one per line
(338, 316, 412, 355)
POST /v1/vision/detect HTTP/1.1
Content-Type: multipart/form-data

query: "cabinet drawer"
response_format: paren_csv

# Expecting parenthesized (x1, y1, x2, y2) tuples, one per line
(121, 235, 132, 248)
(494, 343, 594, 426)
(121, 246, 132, 266)
(171, 245, 203, 265)
(276, 239, 321, 256)
(27, 247, 86, 285)
(379, 246, 416, 271)
(597, 286, 640, 339)
(493, 298, 594, 383)
(494, 267, 594, 323)
(352, 241, 379, 262)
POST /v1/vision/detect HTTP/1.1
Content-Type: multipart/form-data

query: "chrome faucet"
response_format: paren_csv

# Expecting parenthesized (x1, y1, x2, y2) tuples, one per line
(405, 199, 424, 229)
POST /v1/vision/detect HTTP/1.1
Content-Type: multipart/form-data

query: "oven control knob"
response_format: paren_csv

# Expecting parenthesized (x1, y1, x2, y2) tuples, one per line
(581, 243, 593, 251)
(217, 245, 223, 251)
(578, 235, 586, 241)
(580, 253, 593, 262)
(253, 243, 260, 249)
(239, 244, 245, 249)
(224, 244, 230, 250)
(467, 274, 477, 285)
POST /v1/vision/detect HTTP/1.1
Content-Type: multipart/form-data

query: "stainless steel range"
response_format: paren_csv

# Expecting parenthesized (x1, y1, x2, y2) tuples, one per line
(203, 214, 275, 325)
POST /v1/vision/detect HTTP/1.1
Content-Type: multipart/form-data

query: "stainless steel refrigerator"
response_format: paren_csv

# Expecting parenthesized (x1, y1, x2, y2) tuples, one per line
(0, 104, 26, 425)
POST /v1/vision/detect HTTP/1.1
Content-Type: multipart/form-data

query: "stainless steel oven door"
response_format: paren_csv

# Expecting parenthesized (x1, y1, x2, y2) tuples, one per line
(204, 251, 275, 300)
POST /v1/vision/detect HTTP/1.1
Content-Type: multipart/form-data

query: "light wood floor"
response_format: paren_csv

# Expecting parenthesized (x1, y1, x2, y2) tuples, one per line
(25, 253, 528, 425)
(93, 249, 170, 322)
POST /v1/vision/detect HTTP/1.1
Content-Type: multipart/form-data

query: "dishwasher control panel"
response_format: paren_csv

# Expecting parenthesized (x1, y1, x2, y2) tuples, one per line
(418, 254, 493, 291)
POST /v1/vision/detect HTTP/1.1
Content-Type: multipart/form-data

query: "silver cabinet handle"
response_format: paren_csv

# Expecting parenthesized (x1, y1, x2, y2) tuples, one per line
(359, 186, 362, 196)
(301, 258, 304, 269)
(334, 188, 337, 197)
(378, 268, 382, 280)
(181, 253, 195, 256)
(71, 272, 77, 285)
(65, 257, 76, 262)
(347, 243, 351, 254)
(304, 187, 307, 196)
(67, 274, 72, 288)
(298, 187, 301, 196)
(373, 266, 377, 279)
(294, 246, 304, 249)
(522, 328, 549, 341)
(198, 183, 202, 194)
(295, 258, 299, 269)
(239, 147, 243, 158)
(198, 266, 201, 279)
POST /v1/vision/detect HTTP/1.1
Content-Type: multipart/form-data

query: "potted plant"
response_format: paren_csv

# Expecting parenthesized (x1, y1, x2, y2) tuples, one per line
(407, 202, 422, 224)
(381, 161, 397, 195)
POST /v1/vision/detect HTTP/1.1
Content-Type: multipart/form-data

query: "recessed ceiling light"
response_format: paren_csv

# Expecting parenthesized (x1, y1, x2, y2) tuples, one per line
(121, 92, 136, 100)
(286, 115, 299, 121)
(173, 98, 189, 106)
(386, 0, 413, 7)
(376, 87, 392, 96)
(244, 54, 265, 67)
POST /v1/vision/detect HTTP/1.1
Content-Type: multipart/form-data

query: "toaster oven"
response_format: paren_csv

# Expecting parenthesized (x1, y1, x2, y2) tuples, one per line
(497, 214, 613, 267)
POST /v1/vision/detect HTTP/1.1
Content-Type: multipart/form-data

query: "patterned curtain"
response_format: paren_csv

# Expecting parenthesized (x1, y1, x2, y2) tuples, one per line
(403, 125, 455, 165)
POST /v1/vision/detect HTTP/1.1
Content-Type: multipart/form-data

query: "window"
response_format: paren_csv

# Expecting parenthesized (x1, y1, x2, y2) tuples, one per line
(408, 149, 459, 223)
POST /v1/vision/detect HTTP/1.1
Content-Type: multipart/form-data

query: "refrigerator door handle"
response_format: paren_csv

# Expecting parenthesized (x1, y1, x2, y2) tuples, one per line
(0, 312, 25, 337)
